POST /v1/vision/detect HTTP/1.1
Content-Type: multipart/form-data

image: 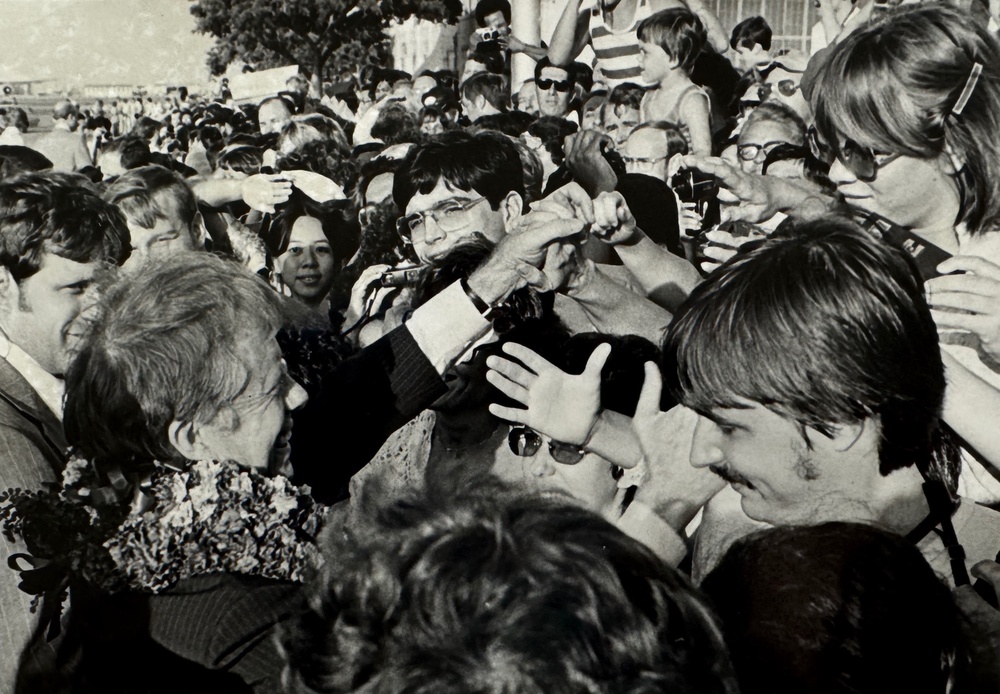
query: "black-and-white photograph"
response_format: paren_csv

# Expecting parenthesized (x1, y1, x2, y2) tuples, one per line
(2, 0, 1000, 691)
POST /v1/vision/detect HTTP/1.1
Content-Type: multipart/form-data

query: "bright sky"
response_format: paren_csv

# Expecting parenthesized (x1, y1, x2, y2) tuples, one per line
(0, 0, 215, 87)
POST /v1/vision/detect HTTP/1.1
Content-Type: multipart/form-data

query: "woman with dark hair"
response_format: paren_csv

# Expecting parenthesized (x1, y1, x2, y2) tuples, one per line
(266, 191, 359, 315)
(808, 2, 1000, 494)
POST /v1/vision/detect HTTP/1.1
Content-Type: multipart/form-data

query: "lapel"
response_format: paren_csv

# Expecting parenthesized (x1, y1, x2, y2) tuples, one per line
(0, 357, 68, 456)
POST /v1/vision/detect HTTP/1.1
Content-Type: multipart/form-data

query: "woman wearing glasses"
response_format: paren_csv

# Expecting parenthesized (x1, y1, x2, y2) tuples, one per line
(672, 4, 1000, 493)
(488, 333, 686, 564)
(809, 2, 1000, 496)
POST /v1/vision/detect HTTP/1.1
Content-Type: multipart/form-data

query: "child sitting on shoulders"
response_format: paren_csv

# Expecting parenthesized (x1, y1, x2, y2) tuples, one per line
(636, 9, 712, 155)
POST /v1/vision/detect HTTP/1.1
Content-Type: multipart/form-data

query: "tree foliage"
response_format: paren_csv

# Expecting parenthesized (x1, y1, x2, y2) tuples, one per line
(190, 0, 463, 80)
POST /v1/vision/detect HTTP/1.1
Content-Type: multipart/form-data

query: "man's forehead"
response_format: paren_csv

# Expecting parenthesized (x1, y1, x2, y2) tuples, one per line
(625, 129, 667, 156)
(32, 251, 99, 281)
(407, 179, 477, 213)
(484, 11, 507, 27)
(539, 67, 570, 82)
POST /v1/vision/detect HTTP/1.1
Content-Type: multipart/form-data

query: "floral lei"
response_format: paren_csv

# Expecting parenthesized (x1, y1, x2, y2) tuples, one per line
(0, 456, 327, 613)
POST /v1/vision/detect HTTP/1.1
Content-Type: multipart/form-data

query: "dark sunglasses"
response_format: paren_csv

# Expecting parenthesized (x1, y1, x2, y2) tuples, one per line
(807, 127, 900, 182)
(757, 79, 799, 101)
(508, 426, 586, 465)
(536, 78, 572, 93)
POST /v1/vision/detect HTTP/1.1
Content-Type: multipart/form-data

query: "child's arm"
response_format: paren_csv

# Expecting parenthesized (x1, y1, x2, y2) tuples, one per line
(678, 89, 712, 156)
(639, 89, 664, 123)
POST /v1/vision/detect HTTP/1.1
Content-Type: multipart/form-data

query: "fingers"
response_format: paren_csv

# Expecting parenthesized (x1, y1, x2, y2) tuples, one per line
(635, 361, 664, 417)
(583, 343, 612, 378)
(530, 199, 578, 223)
(499, 341, 553, 373)
(485, 369, 529, 403)
(486, 353, 537, 387)
(544, 182, 595, 225)
(592, 192, 623, 231)
(516, 216, 586, 246)
(675, 154, 733, 180)
(703, 245, 738, 264)
(926, 272, 1000, 297)
(930, 309, 986, 332)
(925, 292, 996, 315)
(488, 403, 530, 424)
(704, 228, 740, 247)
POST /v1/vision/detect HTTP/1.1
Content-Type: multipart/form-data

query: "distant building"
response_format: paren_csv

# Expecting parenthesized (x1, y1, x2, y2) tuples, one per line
(81, 84, 143, 100)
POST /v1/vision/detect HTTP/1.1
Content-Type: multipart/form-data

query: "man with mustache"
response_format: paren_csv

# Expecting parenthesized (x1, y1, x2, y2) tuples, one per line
(653, 216, 1000, 585)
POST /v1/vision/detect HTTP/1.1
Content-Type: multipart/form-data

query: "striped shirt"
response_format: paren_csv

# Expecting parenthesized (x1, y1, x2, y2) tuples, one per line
(589, 0, 655, 87)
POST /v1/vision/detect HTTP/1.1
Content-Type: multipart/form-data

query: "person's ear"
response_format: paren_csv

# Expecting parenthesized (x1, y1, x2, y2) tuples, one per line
(191, 211, 209, 250)
(167, 419, 214, 462)
(499, 190, 523, 229)
(475, 94, 488, 112)
(0, 266, 19, 313)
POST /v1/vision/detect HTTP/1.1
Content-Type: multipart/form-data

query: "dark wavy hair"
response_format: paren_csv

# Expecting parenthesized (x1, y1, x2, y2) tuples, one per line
(663, 216, 957, 485)
(392, 130, 525, 213)
(702, 522, 969, 694)
(282, 484, 739, 694)
(0, 171, 129, 281)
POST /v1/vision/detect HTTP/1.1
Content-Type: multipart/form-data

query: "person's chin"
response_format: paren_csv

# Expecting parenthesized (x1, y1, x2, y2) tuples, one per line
(268, 417, 294, 476)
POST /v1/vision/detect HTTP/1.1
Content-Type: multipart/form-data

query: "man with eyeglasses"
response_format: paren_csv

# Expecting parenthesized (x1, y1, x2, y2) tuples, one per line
(392, 132, 673, 344)
(760, 52, 810, 122)
(534, 58, 577, 122)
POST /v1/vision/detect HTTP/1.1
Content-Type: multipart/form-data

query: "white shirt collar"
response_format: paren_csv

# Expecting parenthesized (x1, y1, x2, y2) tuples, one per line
(0, 331, 65, 421)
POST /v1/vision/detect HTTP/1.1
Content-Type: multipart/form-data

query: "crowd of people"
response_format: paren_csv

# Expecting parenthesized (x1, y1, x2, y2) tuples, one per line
(2, 0, 1000, 691)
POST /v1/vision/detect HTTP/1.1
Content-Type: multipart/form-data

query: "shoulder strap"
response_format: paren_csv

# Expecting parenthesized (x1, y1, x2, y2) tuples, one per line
(906, 478, 971, 587)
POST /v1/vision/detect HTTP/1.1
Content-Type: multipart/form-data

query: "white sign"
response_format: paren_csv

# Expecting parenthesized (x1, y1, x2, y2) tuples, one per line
(228, 65, 300, 104)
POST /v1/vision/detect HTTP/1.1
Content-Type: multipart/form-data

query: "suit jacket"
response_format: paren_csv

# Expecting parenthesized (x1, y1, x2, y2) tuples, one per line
(24, 575, 300, 694)
(0, 358, 68, 694)
(289, 324, 447, 504)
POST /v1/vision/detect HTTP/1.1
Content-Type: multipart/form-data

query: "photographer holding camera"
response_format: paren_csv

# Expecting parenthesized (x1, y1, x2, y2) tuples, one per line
(470, 0, 548, 64)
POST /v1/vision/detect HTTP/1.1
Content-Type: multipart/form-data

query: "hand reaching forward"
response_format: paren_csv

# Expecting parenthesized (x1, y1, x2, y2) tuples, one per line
(486, 341, 611, 446)
(631, 362, 725, 530)
(242, 173, 293, 213)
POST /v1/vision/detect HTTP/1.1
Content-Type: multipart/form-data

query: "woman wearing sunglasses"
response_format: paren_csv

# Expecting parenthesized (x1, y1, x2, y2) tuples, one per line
(669, 3, 1000, 497)
(807, 3, 1000, 498)
(488, 333, 686, 564)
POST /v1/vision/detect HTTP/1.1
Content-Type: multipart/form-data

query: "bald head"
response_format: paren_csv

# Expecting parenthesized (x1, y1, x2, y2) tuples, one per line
(53, 100, 79, 123)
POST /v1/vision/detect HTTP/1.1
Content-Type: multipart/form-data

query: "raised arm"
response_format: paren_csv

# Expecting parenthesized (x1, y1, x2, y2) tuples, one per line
(548, 0, 592, 67)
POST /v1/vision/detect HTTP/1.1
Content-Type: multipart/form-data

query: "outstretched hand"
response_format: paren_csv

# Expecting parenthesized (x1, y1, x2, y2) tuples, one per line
(668, 154, 778, 225)
(486, 341, 611, 446)
(242, 173, 293, 213)
(631, 362, 725, 530)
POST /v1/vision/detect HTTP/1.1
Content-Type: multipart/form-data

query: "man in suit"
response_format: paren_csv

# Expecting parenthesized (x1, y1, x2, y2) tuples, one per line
(0, 171, 129, 692)
(52, 189, 584, 689)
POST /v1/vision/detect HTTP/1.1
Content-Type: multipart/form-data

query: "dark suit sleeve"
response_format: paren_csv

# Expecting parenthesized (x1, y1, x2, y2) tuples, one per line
(289, 325, 447, 503)
(0, 423, 65, 694)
